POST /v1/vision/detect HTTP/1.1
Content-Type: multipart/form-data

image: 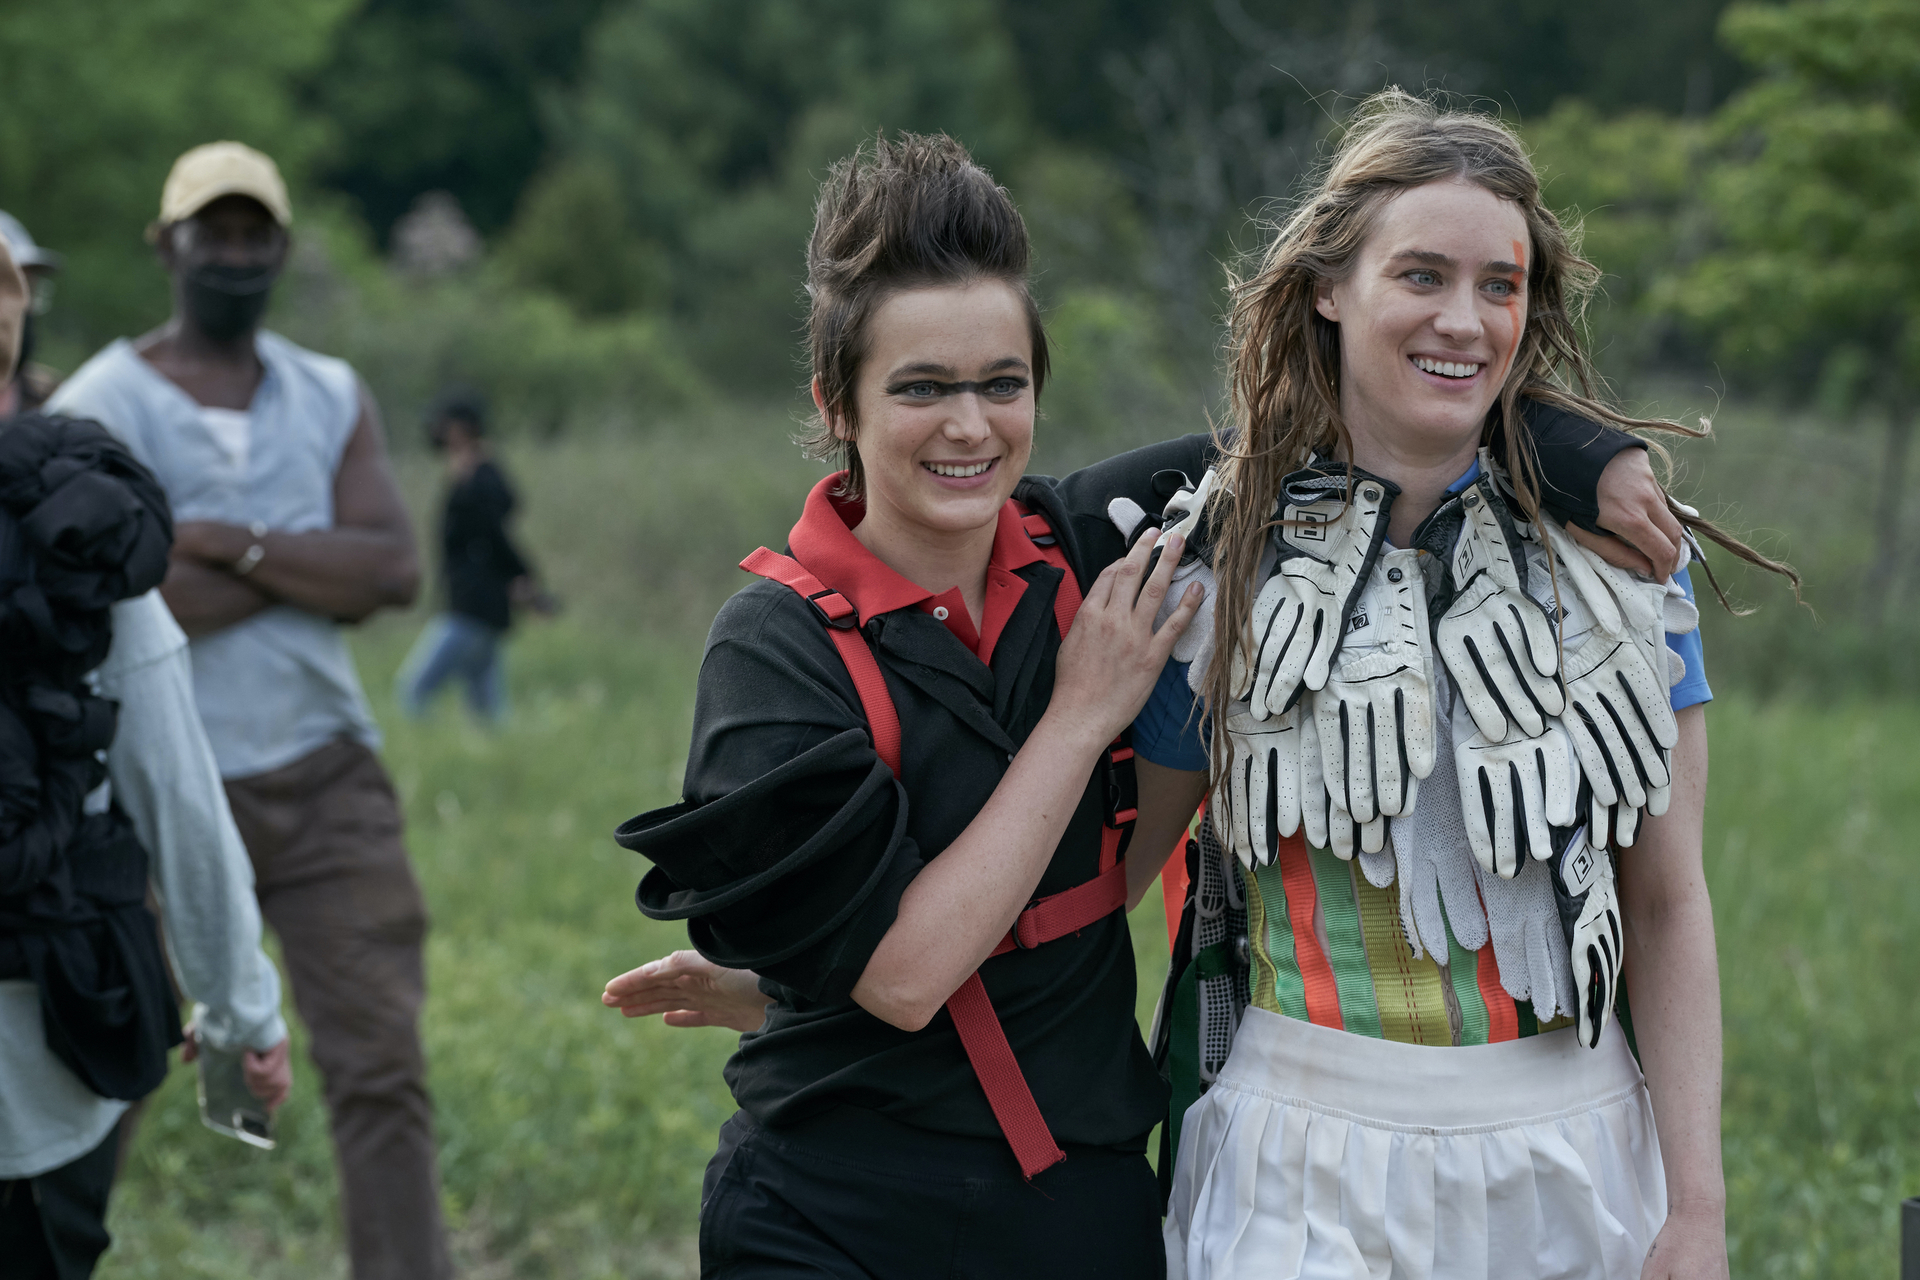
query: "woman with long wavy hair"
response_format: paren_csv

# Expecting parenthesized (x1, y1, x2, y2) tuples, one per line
(1151, 89, 1797, 1280)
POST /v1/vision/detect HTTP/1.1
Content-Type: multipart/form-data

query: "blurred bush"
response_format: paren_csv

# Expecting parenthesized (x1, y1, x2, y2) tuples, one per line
(271, 219, 710, 440)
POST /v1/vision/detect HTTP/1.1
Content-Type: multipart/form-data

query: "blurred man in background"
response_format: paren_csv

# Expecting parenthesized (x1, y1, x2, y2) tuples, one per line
(0, 210, 63, 415)
(397, 387, 554, 723)
(0, 234, 291, 1280)
(47, 143, 451, 1280)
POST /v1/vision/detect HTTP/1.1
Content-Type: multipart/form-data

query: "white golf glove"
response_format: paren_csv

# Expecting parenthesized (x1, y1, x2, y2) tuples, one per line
(1548, 824, 1622, 1049)
(1311, 547, 1436, 823)
(1452, 695, 1580, 879)
(1436, 468, 1564, 742)
(1108, 469, 1221, 687)
(1233, 466, 1395, 721)
(1298, 706, 1381, 859)
(1215, 702, 1303, 869)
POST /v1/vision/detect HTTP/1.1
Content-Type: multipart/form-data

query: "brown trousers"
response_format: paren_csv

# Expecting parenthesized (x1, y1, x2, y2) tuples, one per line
(224, 738, 451, 1280)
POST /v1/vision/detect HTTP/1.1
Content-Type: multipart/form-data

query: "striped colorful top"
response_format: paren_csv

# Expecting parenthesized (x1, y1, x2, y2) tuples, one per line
(1242, 835, 1567, 1045)
(1133, 566, 1712, 1047)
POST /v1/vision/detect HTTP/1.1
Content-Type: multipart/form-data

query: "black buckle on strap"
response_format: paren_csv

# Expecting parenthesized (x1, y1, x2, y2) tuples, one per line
(806, 588, 858, 630)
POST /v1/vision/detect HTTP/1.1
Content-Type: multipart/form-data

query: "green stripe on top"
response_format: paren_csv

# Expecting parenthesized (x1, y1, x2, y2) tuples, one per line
(1248, 862, 1310, 1022)
(1516, 1000, 1539, 1037)
(1308, 848, 1382, 1038)
(1441, 898, 1491, 1047)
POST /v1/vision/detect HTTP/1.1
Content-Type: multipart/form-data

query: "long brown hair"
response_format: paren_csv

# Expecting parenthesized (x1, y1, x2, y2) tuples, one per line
(1204, 88, 1797, 769)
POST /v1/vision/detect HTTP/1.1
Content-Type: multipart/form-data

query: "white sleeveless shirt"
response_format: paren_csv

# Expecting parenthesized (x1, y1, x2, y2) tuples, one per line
(49, 332, 382, 779)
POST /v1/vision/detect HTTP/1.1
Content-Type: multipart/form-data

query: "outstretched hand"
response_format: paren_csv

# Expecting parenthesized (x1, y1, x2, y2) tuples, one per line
(602, 949, 771, 1032)
(1573, 448, 1688, 578)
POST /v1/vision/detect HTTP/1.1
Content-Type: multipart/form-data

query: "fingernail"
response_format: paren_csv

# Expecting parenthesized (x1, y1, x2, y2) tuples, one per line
(1166, 532, 1184, 555)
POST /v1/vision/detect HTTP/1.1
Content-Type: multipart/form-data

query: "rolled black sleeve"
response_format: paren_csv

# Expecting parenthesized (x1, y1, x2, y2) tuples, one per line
(1515, 398, 1646, 532)
(615, 589, 924, 1003)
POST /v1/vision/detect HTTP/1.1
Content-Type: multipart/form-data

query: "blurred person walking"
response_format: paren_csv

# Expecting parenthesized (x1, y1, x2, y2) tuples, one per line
(396, 387, 552, 723)
(0, 211, 64, 415)
(47, 143, 452, 1280)
(0, 238, 292, 1279)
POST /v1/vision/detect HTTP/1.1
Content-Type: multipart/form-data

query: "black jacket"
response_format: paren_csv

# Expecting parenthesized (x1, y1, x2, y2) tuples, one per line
(0, 413, 180, 1102)
(441, 459, 530, 631)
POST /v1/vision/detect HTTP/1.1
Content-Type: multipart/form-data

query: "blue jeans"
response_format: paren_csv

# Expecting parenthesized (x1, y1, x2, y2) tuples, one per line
(396, 613, 505, 722)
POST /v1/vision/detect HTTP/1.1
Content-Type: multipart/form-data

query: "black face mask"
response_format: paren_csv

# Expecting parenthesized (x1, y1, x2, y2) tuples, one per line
(182, 263, 279, 342)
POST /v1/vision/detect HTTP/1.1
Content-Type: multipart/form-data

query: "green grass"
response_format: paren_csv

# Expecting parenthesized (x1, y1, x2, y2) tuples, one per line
(93, 408, 1917, 1278)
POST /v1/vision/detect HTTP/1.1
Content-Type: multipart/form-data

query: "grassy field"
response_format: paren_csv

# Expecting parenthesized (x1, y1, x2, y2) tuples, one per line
(93, 400, 1917, 1278)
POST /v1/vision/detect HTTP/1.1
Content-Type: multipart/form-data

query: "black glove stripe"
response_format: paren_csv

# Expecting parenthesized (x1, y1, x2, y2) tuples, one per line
(1461, 633, 1523, 733)
(1506, 759, 1529, 868)
(1280, 613, 1324, 715)
(1338, 700, 1355, 816)
(1494, 606, 1554, 722)
(1572, 701, 1627, 800)
(1393, 686, 1411, 811)
(1263, 747, 1280, 864)
(1612, 668, 1669, 777)
(1257, 604, 1307, 708)
(1597, 692, 1654, 789)
(1478, 767, 1499, 849)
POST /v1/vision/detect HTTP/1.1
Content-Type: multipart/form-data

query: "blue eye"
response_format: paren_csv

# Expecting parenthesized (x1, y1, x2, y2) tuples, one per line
(985, 378, 1026, 398)
(1407, 270, 1440, 287)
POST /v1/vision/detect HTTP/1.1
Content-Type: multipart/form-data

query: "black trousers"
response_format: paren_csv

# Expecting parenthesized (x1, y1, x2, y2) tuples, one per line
(700, 1108, 1165, 1280)
(0, 1120, 120, 1280)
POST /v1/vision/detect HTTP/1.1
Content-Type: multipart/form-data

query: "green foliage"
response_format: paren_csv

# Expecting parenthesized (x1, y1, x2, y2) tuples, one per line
(1524, 103, 1705, 366)
(305, 0, 614, 238)
(1672, 0, 1920, 405)
(0, 0, 354, 358)
(511, 0, 1033, 386)
(270, 222, 709, 439)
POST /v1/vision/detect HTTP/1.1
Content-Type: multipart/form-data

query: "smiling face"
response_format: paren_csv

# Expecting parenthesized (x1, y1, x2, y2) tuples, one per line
(1315, 178, 1530, 462)
(829, 280, 1035, 542)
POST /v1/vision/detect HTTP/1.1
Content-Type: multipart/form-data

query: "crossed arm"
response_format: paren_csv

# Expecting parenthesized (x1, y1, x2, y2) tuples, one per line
(162, 383, 419, 637)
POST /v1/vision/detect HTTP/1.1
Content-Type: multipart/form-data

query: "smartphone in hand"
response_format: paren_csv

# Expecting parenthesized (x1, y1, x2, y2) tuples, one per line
(197, 1041, 274, 1149)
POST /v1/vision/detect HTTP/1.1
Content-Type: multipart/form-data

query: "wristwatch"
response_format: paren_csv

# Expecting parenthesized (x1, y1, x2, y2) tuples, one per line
(232, 521, 268, 576)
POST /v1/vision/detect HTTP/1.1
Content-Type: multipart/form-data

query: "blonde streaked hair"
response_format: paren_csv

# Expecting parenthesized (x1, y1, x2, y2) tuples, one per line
(1203, 88, 1796, 772)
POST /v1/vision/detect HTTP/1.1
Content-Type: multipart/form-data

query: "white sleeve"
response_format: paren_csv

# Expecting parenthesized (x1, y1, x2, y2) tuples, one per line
(95, 593, 287, 1053)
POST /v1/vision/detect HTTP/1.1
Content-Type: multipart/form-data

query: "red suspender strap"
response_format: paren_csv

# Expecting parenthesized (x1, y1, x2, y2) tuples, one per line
(1020, 511, 1082, 634)
(946, 974, 1065, 1177)
(739, 547, 902, 777)
(740, 519, 1127, 1182)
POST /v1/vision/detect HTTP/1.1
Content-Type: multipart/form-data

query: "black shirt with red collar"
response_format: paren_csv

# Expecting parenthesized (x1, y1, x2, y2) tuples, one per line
(620, 435, 1215, 1152)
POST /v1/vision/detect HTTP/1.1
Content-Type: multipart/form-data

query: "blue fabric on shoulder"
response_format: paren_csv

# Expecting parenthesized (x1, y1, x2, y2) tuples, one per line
(1667, 565, 1712, 712)
(1133, 659, 1209, 772)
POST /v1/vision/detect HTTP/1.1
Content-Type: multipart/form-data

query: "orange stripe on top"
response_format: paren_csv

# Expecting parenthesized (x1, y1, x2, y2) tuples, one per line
(1276, 832, 1343, 1029)
(1474, 908, 1521, 1043)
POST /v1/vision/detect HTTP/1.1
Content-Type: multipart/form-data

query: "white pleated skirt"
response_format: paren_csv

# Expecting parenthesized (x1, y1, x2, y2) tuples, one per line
(1165, 1007, 1666, 1280)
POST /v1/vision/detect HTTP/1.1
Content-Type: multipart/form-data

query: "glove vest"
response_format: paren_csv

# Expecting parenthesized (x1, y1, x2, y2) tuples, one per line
(0, 412, 180, 1101)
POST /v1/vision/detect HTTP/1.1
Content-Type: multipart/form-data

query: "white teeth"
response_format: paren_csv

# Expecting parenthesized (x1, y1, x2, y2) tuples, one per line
(1413, 356, 1482, 379)
(926, 460, 993, 478)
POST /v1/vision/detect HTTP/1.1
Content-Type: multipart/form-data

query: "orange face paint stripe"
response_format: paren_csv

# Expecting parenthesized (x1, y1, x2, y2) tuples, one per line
(1275, 832, 1343, 1029)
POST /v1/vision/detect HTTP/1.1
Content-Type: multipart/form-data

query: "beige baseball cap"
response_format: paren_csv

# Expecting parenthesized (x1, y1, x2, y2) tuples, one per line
(0, 236, 25, 381)
(158, 142, 293, 228)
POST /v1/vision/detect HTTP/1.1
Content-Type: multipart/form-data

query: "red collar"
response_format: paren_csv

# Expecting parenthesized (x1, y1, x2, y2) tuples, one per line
(786, 473, 1047, 625)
